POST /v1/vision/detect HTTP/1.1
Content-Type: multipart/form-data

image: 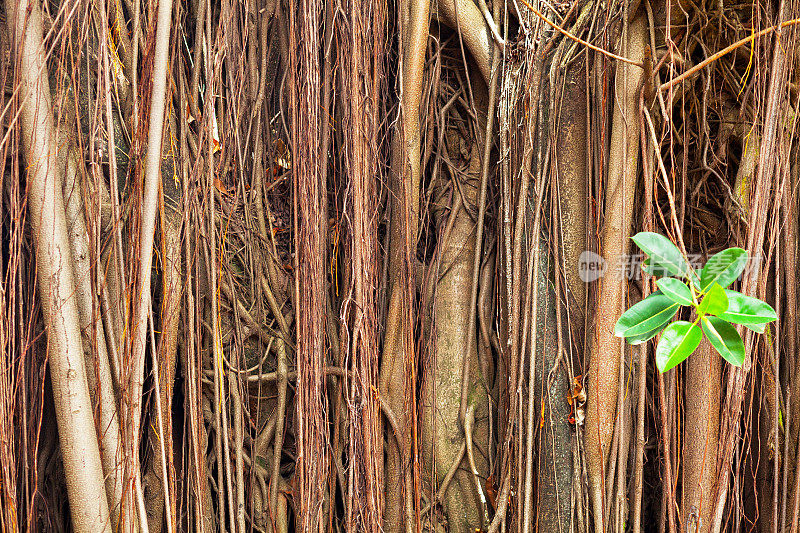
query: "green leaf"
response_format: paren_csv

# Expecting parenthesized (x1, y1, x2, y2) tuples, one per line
(656, 278, 693, 306)
(697, 283, 729, 316)
(614, 291, 680, 338)
(744, 322, 767, 334)
(656, 321, 703, 372)
(718, 290, 778, 327)
(642, 258, 674, 278)
(626, 321, 671, 345)
(632, 232, 689, 277)
(702, 316, 745, 366)
(699, 248, 748, 293)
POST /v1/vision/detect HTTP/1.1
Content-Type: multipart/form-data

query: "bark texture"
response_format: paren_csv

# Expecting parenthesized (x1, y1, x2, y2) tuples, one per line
(585, 14, 647, 533)
(682, 339, 721, 531)
(422, 143, 489, 533)
(7, 0, 112, 529)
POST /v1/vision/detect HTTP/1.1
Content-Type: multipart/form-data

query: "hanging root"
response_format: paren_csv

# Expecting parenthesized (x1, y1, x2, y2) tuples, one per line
(584, 13, 647, 533)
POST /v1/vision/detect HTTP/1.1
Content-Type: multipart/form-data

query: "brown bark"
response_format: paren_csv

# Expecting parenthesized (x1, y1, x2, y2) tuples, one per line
(421, 142, 488, 533)
(379, 0, 431, 528)
(143, 148, 182, 533)
(556, 57, 589, 322)
(289, 0, 329, 527)
(532, 239, 572, 532)
(585, 14, 647, 533)
(435, 0, 492, 84)
(338, 0, 386, 526)
(682, 339, 721, 532)
(536, 54, 587, 532)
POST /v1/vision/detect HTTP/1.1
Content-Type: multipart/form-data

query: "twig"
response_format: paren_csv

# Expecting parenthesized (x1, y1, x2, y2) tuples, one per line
(269, 339, 288, 532)
(149, 309, 173, 533)
(521, 150, 548, 533)
(630, 90, 654, 533)
(486, 466, 512, 533)
(419, 442, 466, 516)
(475, 0, 506, 46)
(465, 402, 489, 528)
(642, 106, 691, 262)
(130, 0, 174, 467)
(517, 0, 645, 67)
(660, 18, 800, 91)
(459, 27, 500, 426)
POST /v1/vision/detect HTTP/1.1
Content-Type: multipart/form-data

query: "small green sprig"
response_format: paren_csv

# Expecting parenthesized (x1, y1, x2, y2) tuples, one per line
(614, 232, 777, 373)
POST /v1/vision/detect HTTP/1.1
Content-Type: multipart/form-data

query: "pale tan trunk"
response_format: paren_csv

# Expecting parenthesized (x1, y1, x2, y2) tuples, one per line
(7, 0, 112, 529)
(61, 139, 125, 528)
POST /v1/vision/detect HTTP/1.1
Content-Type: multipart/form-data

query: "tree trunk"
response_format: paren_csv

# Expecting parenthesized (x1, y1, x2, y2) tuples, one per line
(682, 339, 721, 532)
(6, 0, 112, 529)
(585, 14, 647, 533)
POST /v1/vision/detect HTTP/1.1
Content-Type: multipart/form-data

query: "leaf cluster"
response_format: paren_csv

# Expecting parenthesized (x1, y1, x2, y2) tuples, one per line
(614, 233, 777, 372)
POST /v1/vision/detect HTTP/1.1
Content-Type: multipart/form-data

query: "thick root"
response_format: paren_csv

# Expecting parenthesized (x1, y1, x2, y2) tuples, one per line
(584, 14, 647, 533)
